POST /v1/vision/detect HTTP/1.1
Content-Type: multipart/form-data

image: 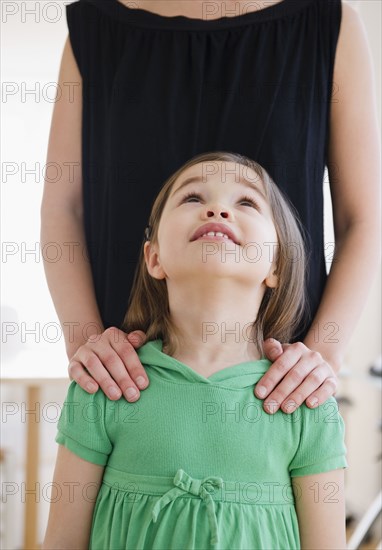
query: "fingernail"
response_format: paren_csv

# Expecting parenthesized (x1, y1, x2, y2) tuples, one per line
(308, 398, 319, 407)
(264, 400, 279, 414)
(256, 385, 267, 398)
(109, 387, 121, 399)
(284, 402, 296, 413)
(136, 376, 147, 389)
(86, 382, 97, 392)
(125, 387, 138, 400)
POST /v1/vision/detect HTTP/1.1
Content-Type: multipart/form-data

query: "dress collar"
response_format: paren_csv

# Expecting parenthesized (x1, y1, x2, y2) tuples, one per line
(137, 339, 271, 388)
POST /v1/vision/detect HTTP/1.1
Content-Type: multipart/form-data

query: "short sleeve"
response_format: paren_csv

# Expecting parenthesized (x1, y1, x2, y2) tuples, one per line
(66, 1, 84, 76)
(66, 0, 102, 78)
(56, 380, 112, 466)
(318, 0, 342, 163)
(289, 396, 348, 477)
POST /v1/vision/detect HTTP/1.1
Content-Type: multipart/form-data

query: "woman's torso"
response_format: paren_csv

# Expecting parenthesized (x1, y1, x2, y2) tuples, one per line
(66, 0, 342, 339)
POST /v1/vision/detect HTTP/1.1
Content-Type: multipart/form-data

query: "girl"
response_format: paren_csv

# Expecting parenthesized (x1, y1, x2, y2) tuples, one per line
(43, 151, 347, 550)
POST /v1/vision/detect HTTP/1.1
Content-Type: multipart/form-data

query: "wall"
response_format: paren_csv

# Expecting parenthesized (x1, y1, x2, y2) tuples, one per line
(1, 0, 381, 547)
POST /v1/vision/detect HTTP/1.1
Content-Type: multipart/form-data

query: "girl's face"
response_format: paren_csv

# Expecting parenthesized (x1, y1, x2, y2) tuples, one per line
(145, 161, 278, 291)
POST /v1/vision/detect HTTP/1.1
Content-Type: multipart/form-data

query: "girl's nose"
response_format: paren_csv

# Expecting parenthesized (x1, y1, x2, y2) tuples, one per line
(205, 206, 230, 219)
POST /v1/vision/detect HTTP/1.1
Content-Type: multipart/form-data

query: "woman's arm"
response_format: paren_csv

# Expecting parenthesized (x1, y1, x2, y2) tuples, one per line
(256, 2, 381, 412)
(43, 445, 105, 550)
(41, 37, 150, 400)
(40, 36, 104, 360)
(303, 0, 381, 370)
(293, 469, 346, 550)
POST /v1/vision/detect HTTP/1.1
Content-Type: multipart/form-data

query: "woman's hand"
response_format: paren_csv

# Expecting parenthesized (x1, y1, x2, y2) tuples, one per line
(68, 328, 149, 402)
(255, 338, 339, 414)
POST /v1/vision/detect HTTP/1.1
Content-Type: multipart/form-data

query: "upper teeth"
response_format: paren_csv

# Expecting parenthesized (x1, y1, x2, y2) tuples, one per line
(201, 231, 232, 240)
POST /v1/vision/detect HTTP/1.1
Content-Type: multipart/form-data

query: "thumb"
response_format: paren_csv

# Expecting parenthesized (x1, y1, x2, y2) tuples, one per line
(263, 338, 284, 362)
(126, 330, 147, 349)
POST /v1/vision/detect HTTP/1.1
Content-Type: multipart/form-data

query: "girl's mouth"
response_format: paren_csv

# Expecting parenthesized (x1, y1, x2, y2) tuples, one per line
(195, 231, 237, 244)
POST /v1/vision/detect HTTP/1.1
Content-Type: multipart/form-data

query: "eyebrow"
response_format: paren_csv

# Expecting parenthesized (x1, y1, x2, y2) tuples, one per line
(171, 174, 268, 202)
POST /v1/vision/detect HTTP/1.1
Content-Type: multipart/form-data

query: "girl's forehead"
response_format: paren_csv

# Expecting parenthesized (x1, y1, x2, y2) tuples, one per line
(171, 161, 267, 200)
(180, 161, 261, 183)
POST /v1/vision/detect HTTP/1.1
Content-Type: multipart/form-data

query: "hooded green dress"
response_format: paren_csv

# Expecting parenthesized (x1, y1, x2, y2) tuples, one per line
(56, 339, 348, 549)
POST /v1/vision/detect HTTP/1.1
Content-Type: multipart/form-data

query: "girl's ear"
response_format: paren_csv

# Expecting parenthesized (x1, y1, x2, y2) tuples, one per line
(144, 241, 166, 280)
(265, 268, 278, 289)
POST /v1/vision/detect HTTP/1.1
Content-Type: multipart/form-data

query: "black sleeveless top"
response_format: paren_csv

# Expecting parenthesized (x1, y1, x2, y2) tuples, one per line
(66, 0, 342, 341)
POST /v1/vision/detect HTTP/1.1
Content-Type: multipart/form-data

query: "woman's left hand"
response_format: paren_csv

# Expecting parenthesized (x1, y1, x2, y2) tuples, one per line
(255, 338, 339, 414)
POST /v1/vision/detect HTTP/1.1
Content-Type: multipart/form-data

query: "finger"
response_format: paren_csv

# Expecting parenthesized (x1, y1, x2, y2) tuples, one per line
(278, 365, 330, 413)
(75, 346, 125, 401)
(105, 328, 150, 395)
(68, 360, 99, 393)
(262, 338, 284, 362)
(254, 342, 306, 399)
(304, 376, 338, 409)
(262, 352, 328, 413)
(97, 327, 149, 401)
(126, 330, 147, 348)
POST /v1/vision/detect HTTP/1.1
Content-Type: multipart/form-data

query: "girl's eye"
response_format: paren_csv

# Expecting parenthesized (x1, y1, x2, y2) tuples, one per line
(239, 195, 260, 209)
(181, 192, 202, 203)
(181, 191, 260, 210)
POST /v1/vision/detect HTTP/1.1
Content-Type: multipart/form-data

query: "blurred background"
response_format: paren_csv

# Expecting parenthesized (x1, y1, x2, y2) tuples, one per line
(1, 0, 381, 548)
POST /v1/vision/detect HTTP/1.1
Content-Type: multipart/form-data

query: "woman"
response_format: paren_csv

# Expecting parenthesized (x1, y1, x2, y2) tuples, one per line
(40, 0, 381, 412)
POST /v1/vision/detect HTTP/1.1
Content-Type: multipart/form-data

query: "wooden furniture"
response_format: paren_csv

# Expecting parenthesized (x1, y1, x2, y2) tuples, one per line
(1, 348, 69, 550)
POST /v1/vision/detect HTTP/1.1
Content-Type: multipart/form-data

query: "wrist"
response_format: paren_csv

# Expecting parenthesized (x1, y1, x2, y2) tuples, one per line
(66, 341, 84, 361)
(65, 324, 105, 360)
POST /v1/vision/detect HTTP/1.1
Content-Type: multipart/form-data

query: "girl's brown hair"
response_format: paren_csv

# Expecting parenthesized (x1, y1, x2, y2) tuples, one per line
(121, 151, 309, 356)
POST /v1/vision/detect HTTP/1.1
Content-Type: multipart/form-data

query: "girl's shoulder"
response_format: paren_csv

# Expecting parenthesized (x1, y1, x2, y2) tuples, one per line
(63, 379, 109, 411)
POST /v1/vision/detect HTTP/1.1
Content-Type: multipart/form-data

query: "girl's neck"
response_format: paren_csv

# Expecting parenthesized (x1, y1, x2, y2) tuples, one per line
(117, 1, 285, 20)
(164, 342, 262, 378)
(162, 281, 264, 375)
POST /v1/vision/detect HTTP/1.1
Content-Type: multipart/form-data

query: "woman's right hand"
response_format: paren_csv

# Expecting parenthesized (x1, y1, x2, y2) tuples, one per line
(68, 328, 149, 401)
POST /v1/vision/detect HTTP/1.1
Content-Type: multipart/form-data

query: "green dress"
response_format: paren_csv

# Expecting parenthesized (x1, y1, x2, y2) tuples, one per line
(56, 339, 348, 549)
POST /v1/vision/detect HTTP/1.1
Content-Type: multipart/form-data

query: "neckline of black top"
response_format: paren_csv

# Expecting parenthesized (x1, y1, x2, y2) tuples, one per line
(84, 0, 315, 30)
